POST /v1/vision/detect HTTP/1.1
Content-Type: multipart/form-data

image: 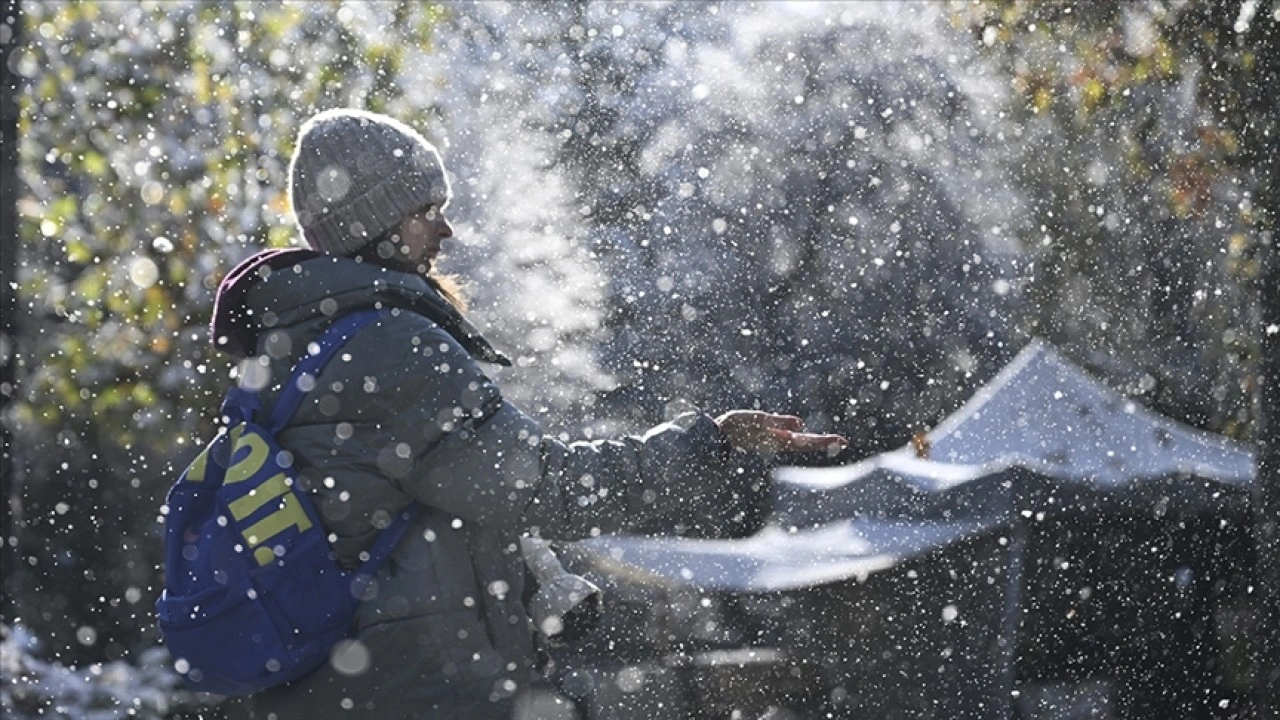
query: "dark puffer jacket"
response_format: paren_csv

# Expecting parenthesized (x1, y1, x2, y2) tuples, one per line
(214, 252, 730, 719)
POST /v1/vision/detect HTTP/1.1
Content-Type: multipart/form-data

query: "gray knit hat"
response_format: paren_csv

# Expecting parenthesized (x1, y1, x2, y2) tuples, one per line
(288, 109, 451, 256)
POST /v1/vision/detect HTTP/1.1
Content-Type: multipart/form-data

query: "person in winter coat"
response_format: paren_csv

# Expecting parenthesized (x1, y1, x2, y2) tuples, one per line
(211, 108, 847, 719)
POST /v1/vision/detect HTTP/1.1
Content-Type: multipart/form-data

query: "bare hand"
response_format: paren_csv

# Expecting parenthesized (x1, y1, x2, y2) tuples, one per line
(714, 410, 848, 455)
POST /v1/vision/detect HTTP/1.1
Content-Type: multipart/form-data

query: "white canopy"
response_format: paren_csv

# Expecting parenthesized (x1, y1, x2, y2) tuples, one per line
(571, 340, 1254, 593)
(771, 339, 1254, 527)
(917, 338, 1254, 485)
(568, 515, 1003, 593)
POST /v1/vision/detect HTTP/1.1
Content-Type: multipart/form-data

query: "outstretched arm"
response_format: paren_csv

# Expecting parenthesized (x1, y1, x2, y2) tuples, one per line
(382, 319, 844, 540)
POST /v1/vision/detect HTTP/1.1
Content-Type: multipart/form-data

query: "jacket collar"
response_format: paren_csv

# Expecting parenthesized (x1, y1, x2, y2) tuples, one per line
(211, 250, 511, 366)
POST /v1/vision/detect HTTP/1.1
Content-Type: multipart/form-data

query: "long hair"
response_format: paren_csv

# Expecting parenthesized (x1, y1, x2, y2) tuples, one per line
(351, 235, 469, 312)
(426, 273, 468, 312)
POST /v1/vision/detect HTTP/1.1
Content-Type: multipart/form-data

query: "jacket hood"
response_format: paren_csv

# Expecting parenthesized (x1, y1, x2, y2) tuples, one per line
(210, 249, 511, 366)
(211, 248, 322, 359)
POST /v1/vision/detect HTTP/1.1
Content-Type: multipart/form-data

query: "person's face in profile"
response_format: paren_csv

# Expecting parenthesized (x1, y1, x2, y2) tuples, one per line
(390, 204, 453, 275)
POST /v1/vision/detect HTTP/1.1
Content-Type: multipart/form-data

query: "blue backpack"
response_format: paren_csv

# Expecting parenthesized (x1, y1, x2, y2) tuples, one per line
(156, 309, 419, 695)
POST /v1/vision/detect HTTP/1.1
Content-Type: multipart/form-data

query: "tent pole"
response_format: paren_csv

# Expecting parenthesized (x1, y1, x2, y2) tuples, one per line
(996, 522, 1028, 720)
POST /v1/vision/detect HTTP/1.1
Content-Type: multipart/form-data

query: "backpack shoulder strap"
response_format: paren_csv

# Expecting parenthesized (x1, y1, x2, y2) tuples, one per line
(265, 309, 384, 433)
(355, 504, 424, 578)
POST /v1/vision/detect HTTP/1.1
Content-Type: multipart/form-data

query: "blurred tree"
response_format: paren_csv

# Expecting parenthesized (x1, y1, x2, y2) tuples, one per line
(952, 0, 1269, 430)
(1261, 206, 1280, 717)
(953, 0, 1279, 712)
(408, 1, 621, 432)
(420, 1, 1271, 457)
(427, 2, 742, 436)
(445, 3, 1024, 457)
(594, 3, 1023, 456)
(950, 0, 1266, 441)
(6, 0, 448, 669)
(1, 0, 21, 631)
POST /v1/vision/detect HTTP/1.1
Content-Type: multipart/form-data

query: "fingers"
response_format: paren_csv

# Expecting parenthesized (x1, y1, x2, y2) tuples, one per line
(766, 427, 848, 453)
(765, 426, 793, 442)
(798, 433, 848, 452)
(717, 410, 847, 454)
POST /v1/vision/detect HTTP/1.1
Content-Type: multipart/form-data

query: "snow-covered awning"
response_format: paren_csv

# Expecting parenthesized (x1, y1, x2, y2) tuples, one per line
(771, 339, 1255, 527)
(569, 340, 1254, 594)
(567, 514, 1004, 593)
(920, 338, 1254, 485)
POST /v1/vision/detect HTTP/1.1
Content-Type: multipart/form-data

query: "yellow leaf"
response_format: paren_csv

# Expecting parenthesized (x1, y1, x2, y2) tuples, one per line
(1156, 43, 1174, 76)
(132, 383, 158, 407)
(267, 190, 291, 216)
(1082, 78, 1105, 113)
(82, 151, 108, 177)
(65, 237, 93, 264)
(1033, 88, 1052, 114)
(194, 60, 210, 105)
(150, 334, 172, 355)
(267, 225, 296, 249)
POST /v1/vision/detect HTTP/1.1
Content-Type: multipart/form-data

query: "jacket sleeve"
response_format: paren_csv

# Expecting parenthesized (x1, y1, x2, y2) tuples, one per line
(381, 317, 730, 541)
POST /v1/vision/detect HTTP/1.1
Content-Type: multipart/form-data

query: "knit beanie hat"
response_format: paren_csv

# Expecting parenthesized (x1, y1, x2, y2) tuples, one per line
(288, 109, 451, 256)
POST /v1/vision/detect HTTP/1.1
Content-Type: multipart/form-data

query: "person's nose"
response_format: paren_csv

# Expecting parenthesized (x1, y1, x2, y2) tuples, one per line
(438, 218, 453, 239)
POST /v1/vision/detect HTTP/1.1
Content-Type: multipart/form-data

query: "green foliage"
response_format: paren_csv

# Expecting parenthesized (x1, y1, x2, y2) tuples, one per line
(8, 0, 443, 669)
(950, 0, 1275, 440)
